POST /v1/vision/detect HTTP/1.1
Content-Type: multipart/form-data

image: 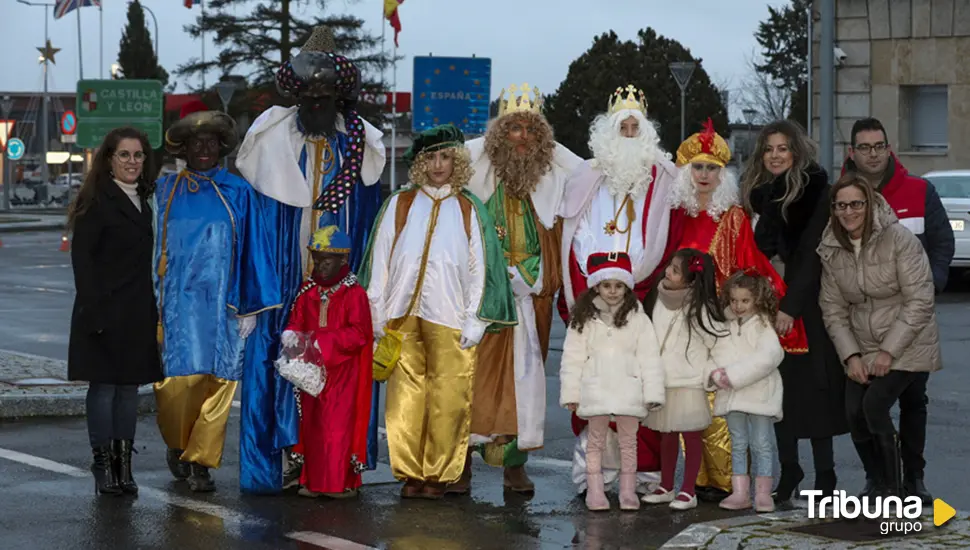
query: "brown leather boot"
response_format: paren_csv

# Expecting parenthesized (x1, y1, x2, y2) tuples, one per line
(400, 479, 423, 499)
(445, 451, 473, 494)
(420, 481, 446, 499)
(503, 465, 535, 493)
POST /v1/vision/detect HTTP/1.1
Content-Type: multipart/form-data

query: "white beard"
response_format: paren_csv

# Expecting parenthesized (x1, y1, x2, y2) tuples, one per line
(588, 110, 667, 199)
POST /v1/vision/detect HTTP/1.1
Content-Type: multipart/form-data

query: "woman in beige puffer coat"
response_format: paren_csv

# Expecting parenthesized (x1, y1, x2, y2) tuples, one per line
(817, 174, 941, 501)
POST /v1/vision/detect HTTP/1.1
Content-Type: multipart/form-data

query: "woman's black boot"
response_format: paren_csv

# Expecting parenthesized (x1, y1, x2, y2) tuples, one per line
(91, 446, 121, 495)
(814, 469, 838, 495)
(113, 440, 138, 495)
(875, 432, 903, 497)
(852, 437, 884, 497)
(773, 463, 804, 502)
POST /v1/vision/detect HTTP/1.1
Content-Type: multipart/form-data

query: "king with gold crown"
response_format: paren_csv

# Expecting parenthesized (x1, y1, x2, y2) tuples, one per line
(460, 83, 582, 494)
(650, 118, 808, 503)
(556, 85, 682, 494)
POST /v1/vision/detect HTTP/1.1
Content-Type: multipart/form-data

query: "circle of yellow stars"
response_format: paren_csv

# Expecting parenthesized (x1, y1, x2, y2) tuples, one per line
(421, 62, 489, 128)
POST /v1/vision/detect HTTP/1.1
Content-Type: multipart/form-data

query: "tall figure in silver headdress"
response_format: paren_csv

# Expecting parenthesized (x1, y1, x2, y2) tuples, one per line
(235, 26, 386, 494)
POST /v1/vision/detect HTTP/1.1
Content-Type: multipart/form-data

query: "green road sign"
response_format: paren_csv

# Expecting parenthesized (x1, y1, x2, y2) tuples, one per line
(76, 80, 164, 149)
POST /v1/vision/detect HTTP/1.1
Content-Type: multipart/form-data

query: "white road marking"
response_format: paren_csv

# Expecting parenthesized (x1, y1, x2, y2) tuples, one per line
(0, 446, 378, 549)
(285, 531, 378, 550)
(526, 456, 574, 469)
(0, 447, 88, 477)
(229, 402, 573, 470)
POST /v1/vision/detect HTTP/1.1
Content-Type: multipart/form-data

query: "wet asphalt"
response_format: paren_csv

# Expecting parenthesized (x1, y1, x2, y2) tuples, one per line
(2, 231, 970, 549)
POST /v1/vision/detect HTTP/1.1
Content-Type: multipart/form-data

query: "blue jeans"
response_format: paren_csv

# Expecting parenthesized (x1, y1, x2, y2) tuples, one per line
(725, 411, 776, 477)
(86, 383, 139, 447)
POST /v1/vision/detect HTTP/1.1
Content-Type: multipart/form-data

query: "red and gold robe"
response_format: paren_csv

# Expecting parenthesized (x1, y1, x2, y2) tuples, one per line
(286, 270, 373, 493)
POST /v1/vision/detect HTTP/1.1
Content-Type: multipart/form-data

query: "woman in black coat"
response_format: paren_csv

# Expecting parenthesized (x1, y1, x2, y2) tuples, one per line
(740, 120, 849, 501)
(67, 126, 162, 496)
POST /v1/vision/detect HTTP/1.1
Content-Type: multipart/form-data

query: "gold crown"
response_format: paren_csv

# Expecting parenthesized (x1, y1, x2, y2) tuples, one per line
(497, 83, 542, 118)
(609, 84, 647, 116)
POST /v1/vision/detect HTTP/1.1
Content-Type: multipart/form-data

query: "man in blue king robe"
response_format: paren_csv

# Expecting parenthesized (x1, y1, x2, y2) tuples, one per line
(236, 25, 386, 493)
(154, 108, 282, 493)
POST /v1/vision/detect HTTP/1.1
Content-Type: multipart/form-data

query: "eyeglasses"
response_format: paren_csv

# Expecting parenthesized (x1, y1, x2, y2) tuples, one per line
(115, 151, 146, 163)
(854, 142, 887, 155)
(833, 200, 867, 211)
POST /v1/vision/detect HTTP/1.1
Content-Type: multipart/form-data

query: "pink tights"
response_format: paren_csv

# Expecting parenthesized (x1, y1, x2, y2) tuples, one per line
(660, 431, 703, 497)
(586, 415, 639, 473)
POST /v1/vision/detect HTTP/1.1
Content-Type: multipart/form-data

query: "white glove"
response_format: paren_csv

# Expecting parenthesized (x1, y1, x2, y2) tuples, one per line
(459, 336, 475, 350)
(508, 267, 534, 297)
(374, 324, 387, 341)
(281, 330, 299, 348)
(238, 315, 257, 339)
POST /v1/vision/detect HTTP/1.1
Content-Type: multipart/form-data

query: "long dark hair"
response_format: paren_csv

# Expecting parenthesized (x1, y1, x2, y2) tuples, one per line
(67, 126, 156, 230)
(569, 284, 639, 333)
(740, 119, 819, 221)
(671, 248, 727, 340)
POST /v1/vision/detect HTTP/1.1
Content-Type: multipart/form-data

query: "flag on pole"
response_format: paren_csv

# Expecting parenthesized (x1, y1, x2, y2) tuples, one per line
(53, 0, 100, 20)
(384, 0, 403, 47)
(185, 0, 201, 8)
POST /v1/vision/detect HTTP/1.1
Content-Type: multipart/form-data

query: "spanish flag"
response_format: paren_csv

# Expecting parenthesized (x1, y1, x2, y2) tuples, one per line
(384, 0, 403, 47)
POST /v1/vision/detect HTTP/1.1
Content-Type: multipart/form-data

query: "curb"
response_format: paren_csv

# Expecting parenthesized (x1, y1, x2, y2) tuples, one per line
(0, 222, 66, 234)
(0, 385, 157, 419)
(660, 507, 970, 549)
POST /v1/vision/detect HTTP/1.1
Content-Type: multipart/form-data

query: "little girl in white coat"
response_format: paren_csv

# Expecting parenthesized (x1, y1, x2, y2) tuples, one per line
(560, 252, 665, 512)
(642, 249, 728, 511)
(708, 270, 784, 512)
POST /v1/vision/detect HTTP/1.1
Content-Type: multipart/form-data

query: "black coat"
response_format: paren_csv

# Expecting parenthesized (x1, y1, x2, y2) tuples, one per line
(750, 166, 849, 439)
(68, 180, 163, 385)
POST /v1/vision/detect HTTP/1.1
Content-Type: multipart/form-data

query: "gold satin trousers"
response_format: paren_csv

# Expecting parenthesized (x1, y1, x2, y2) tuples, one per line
(385, 316, 477, 484)
(696, 391, 733, 491)
(154, 374, 238, 469)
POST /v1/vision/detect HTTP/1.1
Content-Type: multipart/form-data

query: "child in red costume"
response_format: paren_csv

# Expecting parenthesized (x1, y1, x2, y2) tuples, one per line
(282, 226, 373, 498)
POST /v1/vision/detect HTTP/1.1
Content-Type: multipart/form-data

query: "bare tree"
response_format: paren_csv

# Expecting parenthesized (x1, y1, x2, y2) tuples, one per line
(739, 53, 790, 123)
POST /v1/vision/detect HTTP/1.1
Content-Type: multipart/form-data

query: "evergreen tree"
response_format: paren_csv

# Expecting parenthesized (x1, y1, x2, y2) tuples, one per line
(753, 0, 810, 128)
(176, 0, 391, 121)
(117, 0, 169, 87)
(544, 29, 729, 158)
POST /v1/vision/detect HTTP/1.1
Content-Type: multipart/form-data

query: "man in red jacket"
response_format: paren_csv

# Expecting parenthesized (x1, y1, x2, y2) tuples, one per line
(842, 117, 954, 507)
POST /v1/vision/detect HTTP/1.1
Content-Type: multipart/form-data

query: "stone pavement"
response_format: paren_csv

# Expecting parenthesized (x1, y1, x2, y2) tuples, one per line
(662, 501, 970, 549)
(0, 349, 154, 418)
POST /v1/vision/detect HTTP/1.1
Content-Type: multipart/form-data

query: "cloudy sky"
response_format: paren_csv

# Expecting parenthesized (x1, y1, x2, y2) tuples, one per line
(3, 0, 788, 119)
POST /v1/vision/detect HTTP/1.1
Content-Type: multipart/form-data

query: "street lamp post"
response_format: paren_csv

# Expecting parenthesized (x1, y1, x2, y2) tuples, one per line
(1, 95, 13, 210)
(139, 3, 160, 59)
(669, 61, 697, 143)
(742, 108, 758, 157)
(18, 0, 54, 188)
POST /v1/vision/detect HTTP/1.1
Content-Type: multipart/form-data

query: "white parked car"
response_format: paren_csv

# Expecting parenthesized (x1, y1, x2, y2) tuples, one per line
(923, 170, 970, 269)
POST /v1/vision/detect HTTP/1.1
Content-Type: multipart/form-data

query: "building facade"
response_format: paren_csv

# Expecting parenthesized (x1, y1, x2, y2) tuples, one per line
(815, 0, 969, 175)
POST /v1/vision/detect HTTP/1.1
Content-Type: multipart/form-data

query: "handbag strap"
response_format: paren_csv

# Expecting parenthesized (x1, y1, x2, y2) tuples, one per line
(659, 310, 682, 355)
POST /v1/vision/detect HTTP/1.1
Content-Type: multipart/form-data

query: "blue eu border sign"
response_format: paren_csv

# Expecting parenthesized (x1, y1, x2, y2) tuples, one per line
(412, 56, 491, 135)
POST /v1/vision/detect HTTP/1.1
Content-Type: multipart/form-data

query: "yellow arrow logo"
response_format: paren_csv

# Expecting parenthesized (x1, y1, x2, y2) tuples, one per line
(934, 498, 956, 526)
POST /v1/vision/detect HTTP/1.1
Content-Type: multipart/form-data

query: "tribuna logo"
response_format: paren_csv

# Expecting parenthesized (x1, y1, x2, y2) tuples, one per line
(802, 490, 926, 535)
